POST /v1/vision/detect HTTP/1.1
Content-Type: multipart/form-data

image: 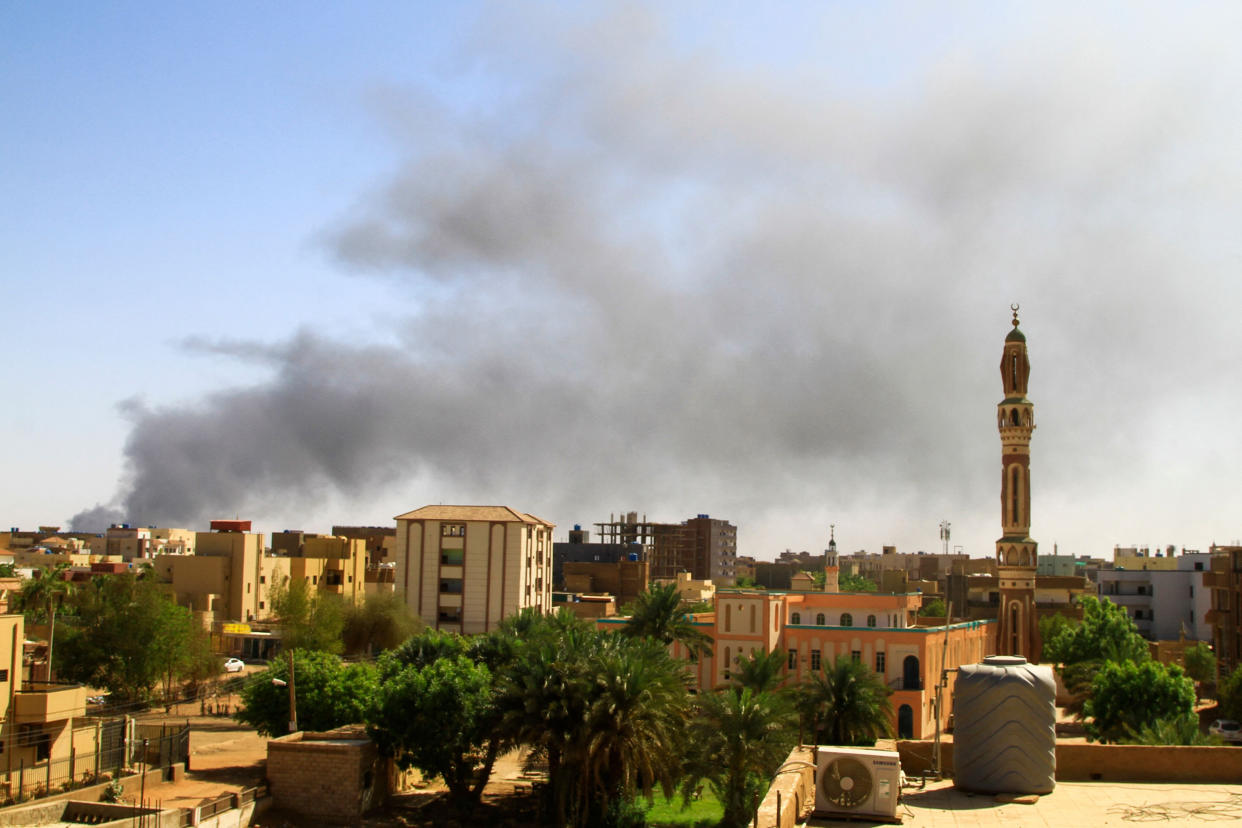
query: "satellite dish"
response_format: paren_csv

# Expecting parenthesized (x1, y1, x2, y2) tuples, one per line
(820, 756, 873, 809)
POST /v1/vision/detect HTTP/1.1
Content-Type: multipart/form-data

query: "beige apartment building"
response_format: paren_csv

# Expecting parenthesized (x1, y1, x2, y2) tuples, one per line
(394, 505, 554, 633)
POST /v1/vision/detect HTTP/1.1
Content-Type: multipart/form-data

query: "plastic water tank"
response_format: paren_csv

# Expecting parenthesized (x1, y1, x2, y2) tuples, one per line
(953, 655, 1056, 794)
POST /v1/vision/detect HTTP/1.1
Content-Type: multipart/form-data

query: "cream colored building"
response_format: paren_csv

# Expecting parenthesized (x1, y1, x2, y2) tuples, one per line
(0, 614, 96, 787)
(394, 505, 554, 633)
(88, 525, 195, 560)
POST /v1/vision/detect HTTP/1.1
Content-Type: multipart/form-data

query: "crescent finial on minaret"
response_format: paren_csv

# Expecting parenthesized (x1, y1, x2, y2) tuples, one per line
(1011, 303, 1020, 327)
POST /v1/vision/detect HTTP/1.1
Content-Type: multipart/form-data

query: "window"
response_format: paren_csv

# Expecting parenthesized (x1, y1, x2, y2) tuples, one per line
(791, 612, 801, 625)
(440, 578, 463, 594)
(441, 549, 464, 565)
(788, 649, 797, 669)
(875, 652, 886, 675)
(851, 650, 861, 663)
(442, 524, 465, 537)
(840, 613, 853, 627)
(815, 613, 826, 626)
(259, 601, 265, 610)
(810, 649, 821, 671)
(260, 575, 266, 584)
(867, 614, 877, 628)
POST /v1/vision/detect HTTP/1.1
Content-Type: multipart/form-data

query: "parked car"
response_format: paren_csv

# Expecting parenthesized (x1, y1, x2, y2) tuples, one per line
(223, 657, 245, 673)
(1209, 719, 1242, 743)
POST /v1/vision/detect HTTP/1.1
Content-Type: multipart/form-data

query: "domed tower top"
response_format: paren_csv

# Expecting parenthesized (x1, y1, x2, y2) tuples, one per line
(1001, 304, 1031, 398)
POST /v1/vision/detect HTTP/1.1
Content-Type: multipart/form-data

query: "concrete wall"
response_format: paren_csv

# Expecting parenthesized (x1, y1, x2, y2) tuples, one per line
(896, 740, 1242, 784)
(750, 745, 814, 828)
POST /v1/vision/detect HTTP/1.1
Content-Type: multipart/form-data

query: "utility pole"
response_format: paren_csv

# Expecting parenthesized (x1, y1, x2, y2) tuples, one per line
(287, 649, 297, 733)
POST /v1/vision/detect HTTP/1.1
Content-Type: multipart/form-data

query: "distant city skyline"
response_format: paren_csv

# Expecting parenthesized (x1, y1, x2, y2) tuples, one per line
(6, 4, 1242, 560)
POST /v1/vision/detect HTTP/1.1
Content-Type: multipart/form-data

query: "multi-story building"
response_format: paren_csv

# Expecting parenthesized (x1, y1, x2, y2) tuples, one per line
(0, 614, 97, 780)
(593, 512, 736, 581)
(1097, 552, 1214, 641)
(152, 520, 267, 627)
(1206, 545, 1242, 681)
(269, 532, 368, 605)
(601, 588, 994, 740)
(87, 524, 195, 560)
(331, 525, 396, 567)
(1112, 545, 1198, 572)
(393, 505, 554, 634)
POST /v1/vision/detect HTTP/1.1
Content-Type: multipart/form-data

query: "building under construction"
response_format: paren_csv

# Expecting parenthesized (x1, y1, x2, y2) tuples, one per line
(594, 511, 737, 581)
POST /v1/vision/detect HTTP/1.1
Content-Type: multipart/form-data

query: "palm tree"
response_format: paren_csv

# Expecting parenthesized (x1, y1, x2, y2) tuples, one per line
(682, 688, 798, 828)
(17, 563, 74, 681)
(621, 582, 713, 657)
(733, 648, 789, 694)
(799, 654, 894, 746)
(574, 634, 690, 826)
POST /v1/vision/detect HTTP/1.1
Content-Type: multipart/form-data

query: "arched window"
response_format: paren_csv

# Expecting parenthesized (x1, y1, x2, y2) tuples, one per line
(791, 612, 801, 625)
(815, 613, 826, 626)
(867, 614, 877, 627)
(841, 613, 853, 627)
(725, 604, 732, 632)
(1010, 465, 1020, 525)
(1010, 408, 1020, 426)
(749, 604, 756, 631)
(723, 646, 731, 680)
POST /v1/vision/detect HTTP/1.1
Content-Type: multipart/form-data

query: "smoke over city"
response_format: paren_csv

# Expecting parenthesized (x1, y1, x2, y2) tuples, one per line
(70, 6, 1242, 554)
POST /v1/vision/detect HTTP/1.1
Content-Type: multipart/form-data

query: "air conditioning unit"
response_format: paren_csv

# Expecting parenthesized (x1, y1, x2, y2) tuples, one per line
(814, 746, 902, 821)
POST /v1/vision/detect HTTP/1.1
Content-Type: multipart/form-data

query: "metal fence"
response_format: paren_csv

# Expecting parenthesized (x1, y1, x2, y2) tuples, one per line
(0, 723, 189, 805)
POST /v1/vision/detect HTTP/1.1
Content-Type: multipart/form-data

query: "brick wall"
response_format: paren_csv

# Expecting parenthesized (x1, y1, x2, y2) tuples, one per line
(266, 729, 385, 822)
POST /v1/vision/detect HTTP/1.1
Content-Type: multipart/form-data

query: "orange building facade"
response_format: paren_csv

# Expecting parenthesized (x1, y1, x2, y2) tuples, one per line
(602, 588, 995, 740)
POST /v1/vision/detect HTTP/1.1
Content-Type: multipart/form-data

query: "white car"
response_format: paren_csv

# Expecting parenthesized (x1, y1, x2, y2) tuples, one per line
(223, 658, 245, 673)
(1209, 719, 1242, 743)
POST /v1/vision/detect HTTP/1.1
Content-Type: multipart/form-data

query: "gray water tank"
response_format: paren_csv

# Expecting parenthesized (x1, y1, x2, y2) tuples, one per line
(953, 655, 1056, 794)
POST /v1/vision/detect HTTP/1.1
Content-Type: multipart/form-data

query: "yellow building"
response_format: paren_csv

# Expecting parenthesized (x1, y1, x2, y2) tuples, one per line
(393, 505, 554, 633)
(280, 536, 368, 605)
(0, 614, 96, 789)
(1113, 546, 1182, 571)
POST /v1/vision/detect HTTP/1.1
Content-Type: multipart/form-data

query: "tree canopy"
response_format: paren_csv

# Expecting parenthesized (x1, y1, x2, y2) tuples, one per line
(56, 571, 215, 702)
(1041, 596, 1148, 665)
(680, 688, 796, 828)
(799, 654, 893, 746)
(235, 649, 379, 737)
(267, 577, 344, 654)
(621, 582, 713, 656)
(1084, 659, 1195, 743)
(838, 573, 877, 593)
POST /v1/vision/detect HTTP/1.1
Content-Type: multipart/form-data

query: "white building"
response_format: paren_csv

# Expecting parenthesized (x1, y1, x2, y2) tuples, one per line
(1096, 553, 1213, 641)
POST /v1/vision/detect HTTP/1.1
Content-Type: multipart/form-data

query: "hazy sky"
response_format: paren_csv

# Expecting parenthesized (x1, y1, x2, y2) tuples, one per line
(6, 2, 1242, 560)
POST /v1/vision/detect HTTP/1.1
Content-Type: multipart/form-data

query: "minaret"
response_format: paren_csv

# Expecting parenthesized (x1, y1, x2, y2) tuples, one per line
(996, 305, 1041, 659)
(823, 524, 839, 592)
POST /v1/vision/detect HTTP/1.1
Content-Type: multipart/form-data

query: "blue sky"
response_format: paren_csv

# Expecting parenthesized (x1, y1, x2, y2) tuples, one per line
(5, 3, 1242, 559)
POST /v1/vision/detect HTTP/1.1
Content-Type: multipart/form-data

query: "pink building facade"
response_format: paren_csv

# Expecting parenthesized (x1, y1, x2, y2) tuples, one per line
(601, 589, 995, 740)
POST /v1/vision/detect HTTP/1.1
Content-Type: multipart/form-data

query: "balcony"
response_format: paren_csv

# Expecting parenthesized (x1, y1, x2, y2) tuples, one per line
(14, 682, 87, 722)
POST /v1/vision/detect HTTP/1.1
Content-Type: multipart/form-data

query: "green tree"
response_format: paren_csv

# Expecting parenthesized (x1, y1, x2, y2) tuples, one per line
(622, 582, 713, 657)
(1219, 664, 1242, 720)
(838, 573, 877, 593)
(16, 563, 74, 681)
(341, 591, 420, 656)
(0, 563, 17, 577)
(369, 654, 502, 814)
(1037, 613, 1077, 662)
(268, 577, 344, 654)
(56, 572, 208, 701)
(1122, 714, 1222, 746)
(151, 599, 217, 707)
(680, 689, 797, 828)
(732, 648, 789, 694)
(799, 655, 894, 746)
(1182, 642, 1217, 694)
(918, 597, 947, 618)
(734, 576, 762, 589)
(1042, 597, 1148, 665)
(1084, 659, 1195, 743)
(495, 614, 691, 827)
(235, 650, 379, 737)
(574, 635, 690, 826)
